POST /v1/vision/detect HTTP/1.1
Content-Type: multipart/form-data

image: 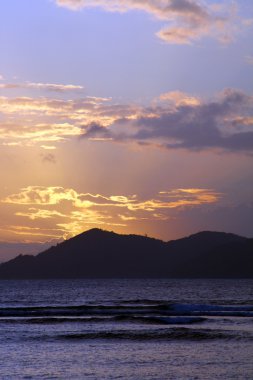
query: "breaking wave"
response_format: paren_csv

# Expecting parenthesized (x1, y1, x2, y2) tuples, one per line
(1, 299, 253, 345)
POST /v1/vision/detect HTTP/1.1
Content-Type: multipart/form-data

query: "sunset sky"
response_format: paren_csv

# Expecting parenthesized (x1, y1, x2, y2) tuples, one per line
(0, 0, 253, 261)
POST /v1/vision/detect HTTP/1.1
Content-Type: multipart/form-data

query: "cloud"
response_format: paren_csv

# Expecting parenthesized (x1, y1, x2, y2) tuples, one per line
(158, 91, 201, 106)
(1, 88, 252, 153)
(231, 116, 253, 129)
(40, 145, 57, 150)
(16, 208, 65, 220)
(2, 186, 81, 206)
(1, 186, 220, 240)
(0, 120, 82, 146)
(55, 0, 239, 44)
(82, 122, 113, 141)
(2, 186, 220, 209)
(0, 95, 137, 146)
(0, 225, 63, 239)
(41, 153, 56, 163)
(83, 89, 253, 153)
(0, 82, 83, 92)
(157, 25, 204, 45)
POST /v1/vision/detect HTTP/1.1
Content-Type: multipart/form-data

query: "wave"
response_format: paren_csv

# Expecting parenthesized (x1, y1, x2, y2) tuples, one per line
(56, 328, 253, 342)
(170, 303, 253, 312)
(0, 302, 252, 320)
(0, 315, 206, 325)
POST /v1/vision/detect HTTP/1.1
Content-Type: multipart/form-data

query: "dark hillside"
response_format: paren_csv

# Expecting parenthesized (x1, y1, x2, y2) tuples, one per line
(0, 229, 251, 279)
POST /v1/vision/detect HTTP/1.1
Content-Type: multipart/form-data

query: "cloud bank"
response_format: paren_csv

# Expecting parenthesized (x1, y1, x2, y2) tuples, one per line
(1, 186, 220, 241)
(0, 88, 252, 153)
(82, 89, 253, 153)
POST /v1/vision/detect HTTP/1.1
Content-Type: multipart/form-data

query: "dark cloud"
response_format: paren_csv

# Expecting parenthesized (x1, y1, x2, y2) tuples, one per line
(41, 153, 56, 163)
(81, 123, 112, 139)
(168, 0, 209, 23)
(82, 89, 253, 153)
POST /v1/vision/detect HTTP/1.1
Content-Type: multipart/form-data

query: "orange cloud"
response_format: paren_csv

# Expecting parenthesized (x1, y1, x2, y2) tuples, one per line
(0, 95, 139, 147)
(0, 225, 62, 239)
(158, 91, 201, 107)
(1, 186, 221, 242)
(16, 208, 66, 220)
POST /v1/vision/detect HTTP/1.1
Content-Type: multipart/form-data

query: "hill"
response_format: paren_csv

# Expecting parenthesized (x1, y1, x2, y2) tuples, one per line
(0, 229, 252, 279)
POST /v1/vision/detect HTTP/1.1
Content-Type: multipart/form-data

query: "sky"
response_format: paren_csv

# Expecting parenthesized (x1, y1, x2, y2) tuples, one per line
(0, 0, 253, 262)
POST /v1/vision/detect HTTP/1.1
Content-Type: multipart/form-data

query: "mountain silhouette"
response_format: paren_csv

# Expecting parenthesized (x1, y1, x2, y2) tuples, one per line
(0, 228, 252, 279)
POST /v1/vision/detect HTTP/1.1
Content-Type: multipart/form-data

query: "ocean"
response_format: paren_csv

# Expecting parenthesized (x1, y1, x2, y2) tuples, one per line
(0, 279, 252, 379)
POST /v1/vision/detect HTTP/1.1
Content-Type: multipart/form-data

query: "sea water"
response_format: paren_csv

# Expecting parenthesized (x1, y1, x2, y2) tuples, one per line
(0, 279, 252, 379)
